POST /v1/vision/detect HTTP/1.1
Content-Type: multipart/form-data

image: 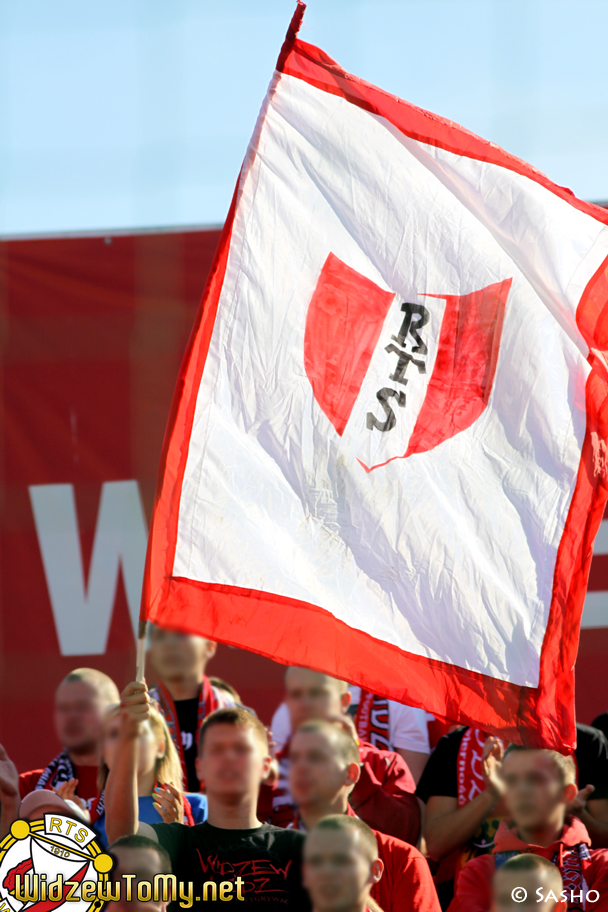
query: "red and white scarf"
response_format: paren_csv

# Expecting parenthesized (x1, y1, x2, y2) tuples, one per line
(354, 691, 391, 751)
(454, 728, 508, 867)
(555, 841, 591, 912)
(35, 750, 76, 791)
(149, 678, 219, 790)
(457, 728, 579, 808)
(457, 727, 510, 807)
(495, 841, 590, 912)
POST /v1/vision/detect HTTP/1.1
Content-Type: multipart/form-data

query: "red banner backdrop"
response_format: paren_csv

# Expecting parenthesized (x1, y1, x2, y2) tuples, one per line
(1, 227, 607, 773)
(0, 229, 286, 774)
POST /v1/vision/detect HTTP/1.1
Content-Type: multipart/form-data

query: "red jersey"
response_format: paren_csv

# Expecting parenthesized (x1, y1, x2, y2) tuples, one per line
(292, 806, 439, 912)
(261, 738, 419, 845)
(372, 824, 440, 912)
(449, 816, 608, 912)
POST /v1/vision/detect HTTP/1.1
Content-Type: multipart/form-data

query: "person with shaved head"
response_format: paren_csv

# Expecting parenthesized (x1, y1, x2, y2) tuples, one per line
(492, 854, 565, 912)
(449, 746, 608, 912)
(0, 667, 120, 841)
(272, 669, 431, 783)
(288, 720, 439, 912)
(0, 669, 119, 838)
(18, 668, 120, 802)
(261, 667, 420, 844)
(303, 816, 384, 912)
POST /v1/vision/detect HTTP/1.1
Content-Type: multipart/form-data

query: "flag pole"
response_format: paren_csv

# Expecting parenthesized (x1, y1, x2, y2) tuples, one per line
(135, 619, 147, 682)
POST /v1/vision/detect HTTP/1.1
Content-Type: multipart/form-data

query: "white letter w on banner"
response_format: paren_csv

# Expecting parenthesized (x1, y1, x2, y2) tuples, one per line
(29, 482, 148, 655)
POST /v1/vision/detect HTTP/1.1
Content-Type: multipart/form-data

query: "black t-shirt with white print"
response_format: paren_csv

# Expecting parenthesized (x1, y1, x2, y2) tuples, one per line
(152, 820, 310, 910)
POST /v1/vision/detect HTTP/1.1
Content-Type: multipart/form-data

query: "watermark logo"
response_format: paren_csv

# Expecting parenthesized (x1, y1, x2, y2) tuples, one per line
(0, 815, 113, 912)
(511, 887, 600, 903)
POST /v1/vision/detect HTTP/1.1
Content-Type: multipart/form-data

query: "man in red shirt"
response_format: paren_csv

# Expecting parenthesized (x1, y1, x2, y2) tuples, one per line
(449, 746, 608, 912)
(17, 667, 119, 801)
(288, 719, 439, 912)
(264, 667, 420, 844)
(304, 816, 383, 912)
(417, 723, 608, 908)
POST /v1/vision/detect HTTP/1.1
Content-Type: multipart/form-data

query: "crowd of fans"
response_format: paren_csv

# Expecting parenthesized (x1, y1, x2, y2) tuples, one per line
(2, 628, 608, 912)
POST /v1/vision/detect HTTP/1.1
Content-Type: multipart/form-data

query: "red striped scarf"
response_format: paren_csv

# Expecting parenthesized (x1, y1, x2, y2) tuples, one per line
(35, 750, 75, 791)
(354, 691, 391, 751)
(555, 841, 590, 912)
(149, 678, 218, 790)
(455, 728, 507, 869)
(495, 842, 589, 912)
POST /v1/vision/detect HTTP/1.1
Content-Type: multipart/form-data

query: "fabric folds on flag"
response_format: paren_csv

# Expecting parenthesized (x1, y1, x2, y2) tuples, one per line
(142, 2, 608, 751)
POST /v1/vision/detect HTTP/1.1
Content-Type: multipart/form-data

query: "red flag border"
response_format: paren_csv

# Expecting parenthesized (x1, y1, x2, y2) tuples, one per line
(142, 13, 608, 750)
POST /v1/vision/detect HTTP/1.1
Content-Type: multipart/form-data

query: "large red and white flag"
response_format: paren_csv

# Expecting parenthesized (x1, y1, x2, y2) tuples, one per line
(142, 3, 608, 750)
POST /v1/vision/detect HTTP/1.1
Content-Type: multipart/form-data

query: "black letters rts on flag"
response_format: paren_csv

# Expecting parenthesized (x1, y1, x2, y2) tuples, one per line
(367, 301, 430, 432)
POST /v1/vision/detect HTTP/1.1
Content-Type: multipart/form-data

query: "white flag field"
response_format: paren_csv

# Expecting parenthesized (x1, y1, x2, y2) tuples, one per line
(142, 3, 608, 750)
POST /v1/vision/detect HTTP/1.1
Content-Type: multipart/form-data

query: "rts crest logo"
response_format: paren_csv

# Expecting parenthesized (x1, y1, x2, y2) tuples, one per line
(0, 815, 113, 912)
(304, 252, 511, 471)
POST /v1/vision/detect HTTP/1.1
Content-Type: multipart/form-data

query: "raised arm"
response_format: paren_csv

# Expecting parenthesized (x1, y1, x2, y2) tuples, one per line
(424, 791, 497, 860)
(423, 737, 503, 860)
(104, 681, 156, 845)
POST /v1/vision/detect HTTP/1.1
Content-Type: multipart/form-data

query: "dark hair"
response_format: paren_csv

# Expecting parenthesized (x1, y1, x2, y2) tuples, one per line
(198, 706, 268, 753)
(497, 853, 562, 892)
(109, 835, 172, 874)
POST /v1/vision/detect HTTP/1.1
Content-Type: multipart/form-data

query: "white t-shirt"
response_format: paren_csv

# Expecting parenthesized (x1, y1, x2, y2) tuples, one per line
(270, 686, 431, 754)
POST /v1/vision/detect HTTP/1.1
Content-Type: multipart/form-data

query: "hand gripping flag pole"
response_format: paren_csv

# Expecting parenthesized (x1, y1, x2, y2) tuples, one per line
(137, 1, 608, 750)
(135, 620, 147, 683)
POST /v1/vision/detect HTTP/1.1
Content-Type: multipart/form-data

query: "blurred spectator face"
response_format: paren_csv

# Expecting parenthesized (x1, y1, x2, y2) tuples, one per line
(493, 866, 562, 912)
(148, 627, 216, 681)
(110, 846, 168, 912)
(502, 751, 576, 831)
(289, 729, 356, 807)
(303, 828, 378, 912)
(103, 711, 164, 779)
(55, 679, 107, 754)
(195, 723, 270, 800)
(285, 669, 350, 731)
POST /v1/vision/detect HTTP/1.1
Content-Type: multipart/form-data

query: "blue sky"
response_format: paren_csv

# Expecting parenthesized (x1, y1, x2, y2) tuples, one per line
(1, 0, 606, 236)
